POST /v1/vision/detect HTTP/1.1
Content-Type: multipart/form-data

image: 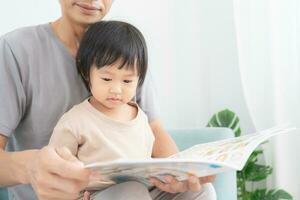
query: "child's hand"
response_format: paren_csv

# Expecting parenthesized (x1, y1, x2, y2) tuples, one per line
(149, 175, 216, 194)
(83, 191, 91, 200)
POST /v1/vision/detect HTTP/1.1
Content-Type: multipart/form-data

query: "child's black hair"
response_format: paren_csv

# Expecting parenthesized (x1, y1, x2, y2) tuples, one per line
(76, 20, 148, 90)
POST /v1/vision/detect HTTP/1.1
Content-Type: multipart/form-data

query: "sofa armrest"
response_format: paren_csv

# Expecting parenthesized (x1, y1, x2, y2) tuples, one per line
(167, 127, 237, 200)
(0, 188, 8, 200)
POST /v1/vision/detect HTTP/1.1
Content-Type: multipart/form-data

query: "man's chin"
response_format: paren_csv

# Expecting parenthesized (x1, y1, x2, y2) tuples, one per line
(72, 15, 104, 27)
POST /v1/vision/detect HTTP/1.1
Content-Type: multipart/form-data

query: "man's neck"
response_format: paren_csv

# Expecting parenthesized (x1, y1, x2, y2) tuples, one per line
(51, 17, 88, 58)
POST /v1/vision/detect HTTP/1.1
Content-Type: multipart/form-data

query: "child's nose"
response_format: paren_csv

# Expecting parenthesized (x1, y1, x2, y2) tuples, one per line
(109, 84, 122, 94)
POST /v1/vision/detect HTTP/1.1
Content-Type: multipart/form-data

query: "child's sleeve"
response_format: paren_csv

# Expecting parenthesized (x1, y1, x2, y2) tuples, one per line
(49, 121, 79, 156)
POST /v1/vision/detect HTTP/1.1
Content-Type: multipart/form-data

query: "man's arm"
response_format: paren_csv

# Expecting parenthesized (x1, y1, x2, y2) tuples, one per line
(0, 134, 37, 186)
(150, 119, 179, 158)
(0, 134, 92, 199)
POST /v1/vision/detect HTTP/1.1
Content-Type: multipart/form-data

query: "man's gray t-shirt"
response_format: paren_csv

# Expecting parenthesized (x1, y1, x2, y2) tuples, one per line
(0, 24, 159, 200)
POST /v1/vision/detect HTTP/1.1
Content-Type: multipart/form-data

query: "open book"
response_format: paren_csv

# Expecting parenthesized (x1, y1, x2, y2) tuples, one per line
(85, 125, 295, 187)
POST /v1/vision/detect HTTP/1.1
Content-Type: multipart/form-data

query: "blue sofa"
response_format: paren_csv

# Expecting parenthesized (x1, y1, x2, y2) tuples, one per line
(0, 127, 237, 200)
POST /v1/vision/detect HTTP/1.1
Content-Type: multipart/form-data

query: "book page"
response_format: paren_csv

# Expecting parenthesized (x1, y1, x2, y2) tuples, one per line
(171, 125, 295, 169)
(85, 125, 295, 189)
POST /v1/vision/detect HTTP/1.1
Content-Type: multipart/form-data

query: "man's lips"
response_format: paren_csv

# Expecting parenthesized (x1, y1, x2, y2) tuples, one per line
(75, 2, 102, 12)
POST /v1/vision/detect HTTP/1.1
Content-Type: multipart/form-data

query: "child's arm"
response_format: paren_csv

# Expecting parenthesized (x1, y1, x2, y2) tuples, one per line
(150, 119, 179, 158)
(49, 123, 79, 156)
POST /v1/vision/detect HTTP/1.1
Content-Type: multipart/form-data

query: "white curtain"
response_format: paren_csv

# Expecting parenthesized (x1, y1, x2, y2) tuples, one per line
(233, 0, 300, 199)
(108, 0, 256, 132)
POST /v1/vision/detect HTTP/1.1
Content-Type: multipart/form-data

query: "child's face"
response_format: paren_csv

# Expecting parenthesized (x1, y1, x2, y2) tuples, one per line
(89, 61, 139, 110)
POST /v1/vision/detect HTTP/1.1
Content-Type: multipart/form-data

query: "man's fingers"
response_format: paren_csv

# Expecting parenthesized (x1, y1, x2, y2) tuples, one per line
(39, 187, 80, 200)
(42, 172, 86, 195)
(28, 146, 91, 200)
(46, 147, 91, 181)
(55, 147, 83, 165)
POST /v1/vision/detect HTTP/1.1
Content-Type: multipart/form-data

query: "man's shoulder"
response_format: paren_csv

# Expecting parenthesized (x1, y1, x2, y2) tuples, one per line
(1, 24, 51, 48)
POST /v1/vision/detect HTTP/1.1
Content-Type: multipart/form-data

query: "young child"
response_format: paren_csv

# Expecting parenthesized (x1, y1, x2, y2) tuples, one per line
(49, 21, 216, 200)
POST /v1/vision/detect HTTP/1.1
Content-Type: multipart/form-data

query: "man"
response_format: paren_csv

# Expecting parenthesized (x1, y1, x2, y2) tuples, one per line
(0, 1, 215, 199)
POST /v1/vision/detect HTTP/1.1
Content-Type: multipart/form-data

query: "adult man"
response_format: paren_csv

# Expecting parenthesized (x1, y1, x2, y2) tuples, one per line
(0, 0, 215, 199)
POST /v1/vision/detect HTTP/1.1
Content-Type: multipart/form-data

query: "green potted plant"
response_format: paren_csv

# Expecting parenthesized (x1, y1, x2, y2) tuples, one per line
(207, 109, 293, 200)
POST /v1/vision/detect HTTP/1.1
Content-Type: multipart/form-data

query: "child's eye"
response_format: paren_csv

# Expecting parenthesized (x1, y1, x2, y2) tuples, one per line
(123, 80, 133, 83)
(101, 78, 112, 81)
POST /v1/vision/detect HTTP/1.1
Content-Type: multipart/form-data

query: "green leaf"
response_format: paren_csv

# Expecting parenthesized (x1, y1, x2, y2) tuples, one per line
(234, 127, 242, 137)
(245, 150, 263, 164)
(217, 109, 236, 127)
(207, 114, 219, 127)
(207, 109, 293, 200)
(250, 189, 267, 200)
(244, 163, 272, 181)
(250, 189, 293, 200)
(207, 109, 241, 137)
(267, 189, 293, 199)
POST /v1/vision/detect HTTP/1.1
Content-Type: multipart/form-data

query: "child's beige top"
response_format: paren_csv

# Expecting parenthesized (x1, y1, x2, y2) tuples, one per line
(49, 98, 155, 164)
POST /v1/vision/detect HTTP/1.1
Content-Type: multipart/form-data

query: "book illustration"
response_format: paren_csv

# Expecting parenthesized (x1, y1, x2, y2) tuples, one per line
(170, 125, 295, 169)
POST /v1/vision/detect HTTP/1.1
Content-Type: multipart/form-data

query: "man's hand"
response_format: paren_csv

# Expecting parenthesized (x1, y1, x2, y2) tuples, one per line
(26, 146, 94, 200)
(149, 175, 216, 194)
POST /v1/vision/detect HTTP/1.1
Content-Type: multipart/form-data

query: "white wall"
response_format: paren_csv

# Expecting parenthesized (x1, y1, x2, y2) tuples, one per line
(0, 0, 254, 132)
(0, 1, 60, 35)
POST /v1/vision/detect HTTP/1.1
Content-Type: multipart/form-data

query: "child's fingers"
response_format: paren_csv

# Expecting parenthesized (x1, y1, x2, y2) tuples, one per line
(164, 176, 187, 193)
(188, 176, 202, 192)
(150, 176, 188, 193)
(83, 191, 90, 200)
(199, 175, 216, 184)
(149, 178, 175, 193)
